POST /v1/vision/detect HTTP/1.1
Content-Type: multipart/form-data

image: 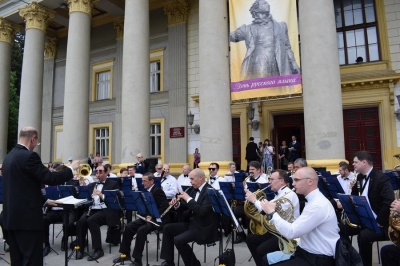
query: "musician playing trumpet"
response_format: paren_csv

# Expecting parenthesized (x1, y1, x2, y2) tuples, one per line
(245, 170, 300, 266)
(113, 173, 170, 265)
(261, 167, 339, 266)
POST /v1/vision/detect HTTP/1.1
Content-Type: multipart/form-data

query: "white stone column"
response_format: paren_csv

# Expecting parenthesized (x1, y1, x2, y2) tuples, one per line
(198, 0, 232, 168)
(0, 18, 18, 162)
(120, 0, 149, 163)
(63, 0, 98, 162)
(41, 37, 57, 163)
(18, 3, 55, 154)
(299, 0, 345, 170)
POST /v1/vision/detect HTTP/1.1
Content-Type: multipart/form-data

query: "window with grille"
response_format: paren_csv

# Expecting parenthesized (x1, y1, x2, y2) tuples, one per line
(150, 61, 161, 93)
(334, 0, 379, 65)
(150, 124, 161, 157)
(95, 128, 109, 158)
(96, 71, 111, 100)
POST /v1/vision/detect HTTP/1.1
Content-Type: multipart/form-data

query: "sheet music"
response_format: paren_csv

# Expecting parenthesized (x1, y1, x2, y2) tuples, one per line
(55, 196, 87, 206)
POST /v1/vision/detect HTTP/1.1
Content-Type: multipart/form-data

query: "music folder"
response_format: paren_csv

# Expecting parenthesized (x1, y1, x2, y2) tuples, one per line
(324, 175, 346, 199)
(206, 188, 240, 230)
(55, 196, 88, 208)
(142, 192, 162, 223)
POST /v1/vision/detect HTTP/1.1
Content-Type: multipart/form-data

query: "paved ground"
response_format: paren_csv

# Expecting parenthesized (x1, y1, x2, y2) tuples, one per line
(0, 223, 391, 266)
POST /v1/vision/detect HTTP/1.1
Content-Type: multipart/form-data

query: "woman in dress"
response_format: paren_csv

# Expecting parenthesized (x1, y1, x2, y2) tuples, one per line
(193, 148, 201, 168)
(92, 152, 103, 170)
(278, 140, 289, 170)
(262, 139, 274, 173)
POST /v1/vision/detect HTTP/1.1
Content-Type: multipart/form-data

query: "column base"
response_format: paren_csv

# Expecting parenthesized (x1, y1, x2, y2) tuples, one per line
(306, 159, 348, 173)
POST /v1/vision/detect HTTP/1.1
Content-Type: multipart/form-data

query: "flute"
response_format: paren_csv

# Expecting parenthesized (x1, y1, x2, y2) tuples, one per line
(136, 214, 160, 227)
(160, 187, 191, 218)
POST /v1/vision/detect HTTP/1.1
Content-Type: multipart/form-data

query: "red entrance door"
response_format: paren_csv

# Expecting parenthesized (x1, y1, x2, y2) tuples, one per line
(343, 107, 382, 170)
(232, 118, 241, 170)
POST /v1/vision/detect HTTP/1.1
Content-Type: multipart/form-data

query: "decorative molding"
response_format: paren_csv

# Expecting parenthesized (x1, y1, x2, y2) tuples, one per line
(164, 0, 189, 25)
(67, 0, 99, 16)
(113, 16, 124, 40)
(44, 37, 57, 60)
(0, 17, 19, 44)
(19, 2, 55, 32)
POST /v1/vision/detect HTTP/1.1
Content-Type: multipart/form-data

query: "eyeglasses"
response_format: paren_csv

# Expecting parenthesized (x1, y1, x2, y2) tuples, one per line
(163, 169, 170, 171)
(96, 170, 104, 173)
(208, 168, 216, 171)
(293, 177, 311, 182)
(156, 168, 162, 170)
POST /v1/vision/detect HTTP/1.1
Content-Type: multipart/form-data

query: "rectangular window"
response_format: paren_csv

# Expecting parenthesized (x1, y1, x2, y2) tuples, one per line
(96, 71, 111, 100)
(150, 61, 161, 93)
(92, 59, 114, 101)
(334, 0, 379, 65)
(95, 128, 109, 158)
(150, 123, 161, 157)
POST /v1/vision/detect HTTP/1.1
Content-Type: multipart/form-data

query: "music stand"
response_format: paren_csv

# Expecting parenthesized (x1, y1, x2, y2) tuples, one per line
(77, 186, 92, 200)
(45, 186, 60, 200)
(337, 194, 381, 234)
(121, 177, 133, 192)
(385, 171, 400, 191)
(324, 175, 345, 199)
(317, 176, 332, 199)
(219, 182, 234, 201)
(234, 172, 246, 183)
(135, 178, 146, 192)
(142, 192, 161, 222)
(233, 182, 246, 202)
(58, 185, 76, 198)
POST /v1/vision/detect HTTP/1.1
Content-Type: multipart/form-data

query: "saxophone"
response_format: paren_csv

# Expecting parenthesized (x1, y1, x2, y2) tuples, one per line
(389, 191, 400, 246)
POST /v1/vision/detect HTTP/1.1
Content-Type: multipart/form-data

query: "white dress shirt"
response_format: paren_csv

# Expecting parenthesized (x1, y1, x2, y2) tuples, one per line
(161, 174, 178, 199)
(337, 172, 355, 195)
(361, 167, 377, 218)
(270, 189, 339, 257)
(209, 175, 224, 190)
(177, 173, 191, 193)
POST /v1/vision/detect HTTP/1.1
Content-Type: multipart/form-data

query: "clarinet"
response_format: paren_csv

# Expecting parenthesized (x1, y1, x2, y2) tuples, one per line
(87, 182, 99, 216)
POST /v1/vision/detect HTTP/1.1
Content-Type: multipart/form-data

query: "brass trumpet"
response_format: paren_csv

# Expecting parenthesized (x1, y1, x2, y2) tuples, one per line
(77, 164, 92, 185)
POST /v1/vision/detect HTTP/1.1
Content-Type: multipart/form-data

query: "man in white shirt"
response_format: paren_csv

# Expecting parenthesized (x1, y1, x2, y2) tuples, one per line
(154, 164, 163, 177)
(224, 162, 239, 182)
(261, 167, 339, 266)
(177, 164, 192, 193)
(161, 164, 178, 199)
(245, 169, 300, 266)
(337, 161, 355, 195)
(208, 162, 224, 190)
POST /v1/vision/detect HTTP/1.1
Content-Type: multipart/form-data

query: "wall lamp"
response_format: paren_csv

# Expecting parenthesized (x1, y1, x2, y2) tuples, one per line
(187, 111, 200, 134)
(395, 95, 400, 121)
(247, 107, 260, 131)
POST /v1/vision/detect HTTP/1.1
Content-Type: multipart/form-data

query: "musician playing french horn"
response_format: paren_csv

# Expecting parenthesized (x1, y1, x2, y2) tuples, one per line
(261, 167, 339, 266)
(113, 173, 170, 265)
(381, 199, 400, 266)
(245, 170, 300, 266)
(234, 161, 268, 244)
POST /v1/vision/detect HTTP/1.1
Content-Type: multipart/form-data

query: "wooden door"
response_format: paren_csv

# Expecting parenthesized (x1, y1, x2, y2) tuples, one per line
(232, 118, 241, 170)
(343, 108, 382, 170)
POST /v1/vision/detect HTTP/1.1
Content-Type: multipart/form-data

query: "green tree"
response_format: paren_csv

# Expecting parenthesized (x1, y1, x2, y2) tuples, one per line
(7, 71, 19, 152)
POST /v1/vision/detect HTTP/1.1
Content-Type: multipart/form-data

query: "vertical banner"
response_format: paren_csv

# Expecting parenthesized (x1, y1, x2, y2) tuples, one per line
(229, 0, 302, 102)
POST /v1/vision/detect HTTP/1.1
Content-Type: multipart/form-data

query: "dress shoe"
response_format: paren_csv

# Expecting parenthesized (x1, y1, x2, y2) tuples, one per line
(76, 251, 84, 260)
(153, 261, 175, 266)
(233, 232, 246, 244)
(87, 248, 104, 261)
(43, 246, 51, 257)
(113, 254, 131, 263)
(129, 260, 143, 266)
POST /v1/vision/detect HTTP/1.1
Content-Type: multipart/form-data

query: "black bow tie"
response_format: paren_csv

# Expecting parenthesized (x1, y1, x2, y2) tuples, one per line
(250, 177, 256, 182)
(358, 174, 367, 180)
(97, 181, 105, 184)
(304, 198, 308, 202)
(194, 188, 200, 193)
(184, 175, 188, 178)
(274, 191, 278, 195)
(210, 177, 216, 180)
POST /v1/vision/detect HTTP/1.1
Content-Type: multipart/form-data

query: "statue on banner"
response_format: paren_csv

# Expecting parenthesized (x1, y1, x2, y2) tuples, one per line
(229, 0, 300, 80)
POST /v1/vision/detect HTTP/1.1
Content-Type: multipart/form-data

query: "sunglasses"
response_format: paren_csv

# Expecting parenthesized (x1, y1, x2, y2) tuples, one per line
(96, 169, 104, 173)
(208, 168, 216, 171)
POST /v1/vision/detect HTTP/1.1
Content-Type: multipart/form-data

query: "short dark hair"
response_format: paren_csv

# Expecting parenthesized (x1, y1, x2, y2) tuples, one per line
(104, 164, 112, 172)
(55, 164, 68, 172)
(210, 162, 220, 169)
(339, 161, 349, 170)
(354, 151, 373, 165)
(249, 160, 261, 170)
(249, 137, 254, 141)
(120, 168, 127, 174)
(274, 169, 290, 184)
(143, 172, 155, 182)
(127, 165, 136, 170)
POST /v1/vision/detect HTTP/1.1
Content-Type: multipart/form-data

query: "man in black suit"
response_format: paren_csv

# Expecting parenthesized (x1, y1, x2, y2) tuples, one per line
(75, 164, 120, 260)
(2, 127, 80, 265)
(113, 173, 170, 265)
(155, 168, 219, 266)
(246, 137, 259, 172)
(288, 135, 301, 162)
(339, 151, 394, 266)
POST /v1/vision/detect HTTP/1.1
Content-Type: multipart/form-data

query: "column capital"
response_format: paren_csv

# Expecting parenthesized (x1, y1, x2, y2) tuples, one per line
(19, 2, 55, 32)
(44, 37, 57, 60)
(0, 18, 20, 44)
(113, 16, 124, 40)
(67, 0, 99, 16)
(164, 0, 189, 26)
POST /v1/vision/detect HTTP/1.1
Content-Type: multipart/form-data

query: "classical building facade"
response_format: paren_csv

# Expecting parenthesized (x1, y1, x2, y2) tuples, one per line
(0, 0, 400, 173)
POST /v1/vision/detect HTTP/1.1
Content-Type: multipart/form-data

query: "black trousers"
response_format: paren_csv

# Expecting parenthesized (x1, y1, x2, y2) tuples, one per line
(119, 218, 158, 260)
(246, 232, 279, 266)
(8, 230, 43, 266)
(160, 222, 200, 266)
(77, 209, 107, 250)
(263, 246, 334, 266)
(43, 210, 75, 246)
(381, 244, 400, 266)
(233, 205, 249, 230)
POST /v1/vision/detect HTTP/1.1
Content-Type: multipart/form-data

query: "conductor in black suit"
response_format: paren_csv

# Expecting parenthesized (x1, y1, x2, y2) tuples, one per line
(113, 173, 170, 265)
(246, 137, 259, 172)
(2, 127, 80, 265)
(340, 150, 394, 266)
(156, 168, 219, 266)
(75, 164, 120, 260)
